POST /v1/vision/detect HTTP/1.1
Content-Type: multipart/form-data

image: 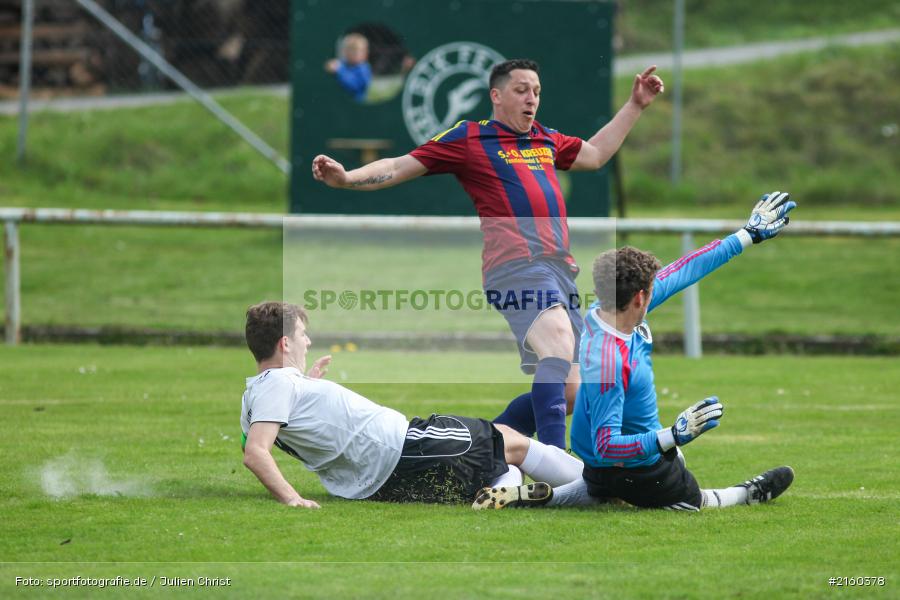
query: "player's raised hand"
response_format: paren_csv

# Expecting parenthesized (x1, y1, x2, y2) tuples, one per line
(312, 154, 349, 188)
(307, 355, 332, 379)
(630, 65, 664, 109)
(743, 191, 797, 244)
(671, 397, 723, 446)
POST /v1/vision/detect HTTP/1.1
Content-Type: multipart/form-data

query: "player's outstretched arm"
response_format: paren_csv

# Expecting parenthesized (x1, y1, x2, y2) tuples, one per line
(648, 190, 797, 312)
(243, 421, 320, 508)
(311, 153, 427, 191)
(656, 397, 724, 451)
(570, 65, 664, 171)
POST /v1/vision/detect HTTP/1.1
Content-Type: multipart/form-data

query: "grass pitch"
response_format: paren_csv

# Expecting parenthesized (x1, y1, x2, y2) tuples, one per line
(1, 345, 897, 598)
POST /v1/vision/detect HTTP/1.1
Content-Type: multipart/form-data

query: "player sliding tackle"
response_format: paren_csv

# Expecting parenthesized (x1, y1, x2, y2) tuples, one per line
(240, 301, 585, 507)
(475, 192, 798, 511)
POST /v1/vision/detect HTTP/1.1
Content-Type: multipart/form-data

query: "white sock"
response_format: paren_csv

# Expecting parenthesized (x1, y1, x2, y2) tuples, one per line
(519, 439, 584, 487)
(490, 465, 523, 488)
(546, 478, 603, 507)
(701, 487, 749, 508)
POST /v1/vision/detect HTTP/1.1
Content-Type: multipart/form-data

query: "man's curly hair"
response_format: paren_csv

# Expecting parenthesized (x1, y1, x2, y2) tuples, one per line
(592, 247, 661, 312)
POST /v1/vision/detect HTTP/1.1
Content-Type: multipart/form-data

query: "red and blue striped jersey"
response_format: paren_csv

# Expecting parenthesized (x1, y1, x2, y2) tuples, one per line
(570, 233, 749, 468)
(409, 119, 583, 275)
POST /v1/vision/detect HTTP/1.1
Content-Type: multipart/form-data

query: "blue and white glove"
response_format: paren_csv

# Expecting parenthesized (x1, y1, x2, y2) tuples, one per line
(657, 397, 724, 451)
(743, 191, 796, 244)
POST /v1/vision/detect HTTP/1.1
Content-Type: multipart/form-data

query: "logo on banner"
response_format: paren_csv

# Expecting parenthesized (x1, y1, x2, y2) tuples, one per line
(402, 42, 506, 145)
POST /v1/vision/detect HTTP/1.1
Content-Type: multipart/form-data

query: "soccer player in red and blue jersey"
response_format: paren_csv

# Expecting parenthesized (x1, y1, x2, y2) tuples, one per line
(312, 59, 664, 449)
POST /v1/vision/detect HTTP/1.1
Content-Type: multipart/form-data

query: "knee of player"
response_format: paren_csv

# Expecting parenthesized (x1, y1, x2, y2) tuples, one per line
(496, 425, 530, 464)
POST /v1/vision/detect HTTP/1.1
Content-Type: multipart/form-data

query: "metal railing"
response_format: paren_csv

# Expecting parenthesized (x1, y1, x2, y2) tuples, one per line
(4, 207, 900, 355)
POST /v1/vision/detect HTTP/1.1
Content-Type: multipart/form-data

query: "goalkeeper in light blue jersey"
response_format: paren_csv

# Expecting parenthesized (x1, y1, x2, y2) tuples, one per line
(473, 192, 798, 512)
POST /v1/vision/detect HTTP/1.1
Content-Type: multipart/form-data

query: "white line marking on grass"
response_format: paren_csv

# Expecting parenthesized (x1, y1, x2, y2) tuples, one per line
(792, 490, 900, 500)
(706, 434, 772, 444)
(775, 404, 897, 411)
(815, 404, 897, 411)
(387, 398, 532, 408)
(0, 399, 65, 405)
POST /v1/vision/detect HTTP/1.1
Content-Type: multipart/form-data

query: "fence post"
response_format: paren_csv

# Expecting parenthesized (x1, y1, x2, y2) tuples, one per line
(681, 232, 701, 358)
(16, 0, 34, 164)
(4, 221, 21, 346)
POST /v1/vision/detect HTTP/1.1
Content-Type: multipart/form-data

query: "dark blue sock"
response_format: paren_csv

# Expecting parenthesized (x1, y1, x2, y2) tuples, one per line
(532, 357, 571, 449)
(493, 392, 536, 437)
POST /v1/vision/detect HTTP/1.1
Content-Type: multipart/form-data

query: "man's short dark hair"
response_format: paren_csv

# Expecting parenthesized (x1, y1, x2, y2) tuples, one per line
(489, 59, 540, 90)
(592, 247, 661, 312)
(245, 301, 308, 363)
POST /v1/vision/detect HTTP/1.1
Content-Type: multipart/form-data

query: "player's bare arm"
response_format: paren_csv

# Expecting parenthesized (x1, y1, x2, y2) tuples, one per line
(243, 421, 321, 509)
(570, 65, 664, 171)
(311, 153, 427, 191)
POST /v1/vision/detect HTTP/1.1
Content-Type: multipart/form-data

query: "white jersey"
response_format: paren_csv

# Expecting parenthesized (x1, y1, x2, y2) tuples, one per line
(240, 368, 409, 499)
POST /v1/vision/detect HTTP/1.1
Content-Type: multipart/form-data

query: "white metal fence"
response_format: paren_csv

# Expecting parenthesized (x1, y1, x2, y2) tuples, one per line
(3, 207, 900, 355)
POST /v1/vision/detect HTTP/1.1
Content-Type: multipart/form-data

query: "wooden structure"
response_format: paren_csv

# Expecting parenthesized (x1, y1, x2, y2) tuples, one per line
(0, 0, 104, 98)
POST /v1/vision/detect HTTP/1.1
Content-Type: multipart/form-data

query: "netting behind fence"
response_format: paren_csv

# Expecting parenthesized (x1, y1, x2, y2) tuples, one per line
(1, 0, 289, 99)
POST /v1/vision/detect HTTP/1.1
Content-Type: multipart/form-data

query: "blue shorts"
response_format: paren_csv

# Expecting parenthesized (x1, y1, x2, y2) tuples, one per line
(483, 258, 584, 374)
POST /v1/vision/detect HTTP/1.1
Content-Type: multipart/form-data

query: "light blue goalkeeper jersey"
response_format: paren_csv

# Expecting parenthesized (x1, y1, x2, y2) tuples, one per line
(570, 232, 750, 468)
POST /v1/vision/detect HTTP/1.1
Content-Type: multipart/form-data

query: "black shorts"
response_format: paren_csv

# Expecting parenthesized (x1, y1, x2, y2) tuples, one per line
(368, 414, 509, 504)
(582, 449, 702, 510)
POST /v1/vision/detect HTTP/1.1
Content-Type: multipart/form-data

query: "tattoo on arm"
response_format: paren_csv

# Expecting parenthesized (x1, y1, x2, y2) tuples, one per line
(351, 173, 393, 187)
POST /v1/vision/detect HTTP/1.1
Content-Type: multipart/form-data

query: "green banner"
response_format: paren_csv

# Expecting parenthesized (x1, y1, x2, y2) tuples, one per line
(290, 0, 614, 216)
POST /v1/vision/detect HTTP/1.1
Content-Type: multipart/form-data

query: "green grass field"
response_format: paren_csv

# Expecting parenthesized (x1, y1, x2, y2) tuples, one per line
(612, 43, 900, 214)
(1, 7, 897, 597)
(1, 346, 897, 597)
(617, 0, 900, 53)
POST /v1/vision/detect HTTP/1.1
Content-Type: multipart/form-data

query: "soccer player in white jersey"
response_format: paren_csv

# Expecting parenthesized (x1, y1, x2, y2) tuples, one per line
(240, 301, 585, 507)
(475, 192, 798, 511)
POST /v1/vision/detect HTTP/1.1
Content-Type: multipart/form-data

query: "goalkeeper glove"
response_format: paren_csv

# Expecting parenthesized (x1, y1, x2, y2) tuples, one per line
(743, 191, 796, 244)
(657, 397, 724, 451)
